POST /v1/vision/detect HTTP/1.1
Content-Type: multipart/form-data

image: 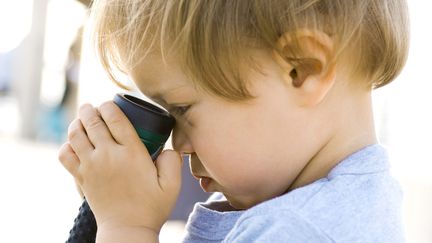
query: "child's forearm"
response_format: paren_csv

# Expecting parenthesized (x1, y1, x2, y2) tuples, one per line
(96, 225, 159, 243)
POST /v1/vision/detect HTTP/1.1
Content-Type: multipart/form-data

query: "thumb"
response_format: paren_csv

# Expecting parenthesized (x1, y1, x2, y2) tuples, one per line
(155, 149, 183, 194)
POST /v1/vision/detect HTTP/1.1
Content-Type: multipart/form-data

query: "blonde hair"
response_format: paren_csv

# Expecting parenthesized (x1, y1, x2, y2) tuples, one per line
(91, 0, 409, 100)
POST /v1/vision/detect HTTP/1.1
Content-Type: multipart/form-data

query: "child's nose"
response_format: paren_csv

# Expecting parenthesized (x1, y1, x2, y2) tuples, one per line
(172, 127, 194, 154)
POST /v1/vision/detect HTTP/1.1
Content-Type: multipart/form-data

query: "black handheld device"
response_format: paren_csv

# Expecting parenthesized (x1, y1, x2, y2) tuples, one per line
(65, 93, 175, 243)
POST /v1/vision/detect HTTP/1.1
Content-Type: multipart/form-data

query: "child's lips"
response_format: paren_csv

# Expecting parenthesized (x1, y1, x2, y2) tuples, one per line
(199, 177, 213, 192)
(193, 174, 213, 192)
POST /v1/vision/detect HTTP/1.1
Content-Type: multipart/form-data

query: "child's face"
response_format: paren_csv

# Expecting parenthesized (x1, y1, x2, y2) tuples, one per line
(131, 50, 325, 209)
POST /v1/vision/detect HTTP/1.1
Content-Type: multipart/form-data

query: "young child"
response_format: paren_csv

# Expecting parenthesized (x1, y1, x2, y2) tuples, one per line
(58, 0, 409, 242)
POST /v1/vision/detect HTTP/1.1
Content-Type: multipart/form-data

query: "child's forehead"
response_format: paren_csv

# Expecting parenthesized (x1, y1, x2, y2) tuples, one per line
(131, 56, 196, 98)
(131, 54, 181, 81)
(143, 83, 192, 101)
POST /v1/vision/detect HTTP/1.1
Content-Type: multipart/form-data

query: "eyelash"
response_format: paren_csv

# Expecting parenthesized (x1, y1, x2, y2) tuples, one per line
(169, 105, 190, 116)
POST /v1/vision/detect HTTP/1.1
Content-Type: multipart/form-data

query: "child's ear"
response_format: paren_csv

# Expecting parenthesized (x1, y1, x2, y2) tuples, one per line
(272, 29, 336, 107)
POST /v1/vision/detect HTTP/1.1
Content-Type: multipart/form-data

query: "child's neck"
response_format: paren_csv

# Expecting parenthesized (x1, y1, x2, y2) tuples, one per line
(288, 90, 377, 191)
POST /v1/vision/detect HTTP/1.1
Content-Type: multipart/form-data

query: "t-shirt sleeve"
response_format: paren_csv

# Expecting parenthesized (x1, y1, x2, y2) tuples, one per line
(223, 209, 334, 242)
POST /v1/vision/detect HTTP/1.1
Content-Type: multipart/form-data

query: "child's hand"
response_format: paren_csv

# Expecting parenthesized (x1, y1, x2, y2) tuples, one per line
(58, 101, 182, 234)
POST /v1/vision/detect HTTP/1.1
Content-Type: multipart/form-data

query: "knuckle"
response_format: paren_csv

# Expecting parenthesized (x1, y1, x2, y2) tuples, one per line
(58, 145, 71, 162)
(108, 113, 124, 126)
(58, 150, 67, 163)
(68, 120, 81, 140)
(86, 116, 104, 130)
(58, 146, 79, 176)
(107, 113, 124, 127)
(100, 101, 123, 124)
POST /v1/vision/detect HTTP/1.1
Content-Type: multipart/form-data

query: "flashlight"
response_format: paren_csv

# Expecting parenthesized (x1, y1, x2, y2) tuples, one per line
(66, 93, 175, 243)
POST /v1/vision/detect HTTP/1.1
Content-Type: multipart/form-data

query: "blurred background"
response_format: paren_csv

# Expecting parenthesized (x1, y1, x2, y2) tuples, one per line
(0, 0, 431, 242)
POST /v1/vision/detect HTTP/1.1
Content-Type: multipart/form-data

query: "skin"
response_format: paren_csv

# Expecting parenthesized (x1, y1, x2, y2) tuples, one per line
(58, 30, 377, 242)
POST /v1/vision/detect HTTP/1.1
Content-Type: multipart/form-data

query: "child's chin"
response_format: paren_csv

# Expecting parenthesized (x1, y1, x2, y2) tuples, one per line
(224, 195, 258, 211)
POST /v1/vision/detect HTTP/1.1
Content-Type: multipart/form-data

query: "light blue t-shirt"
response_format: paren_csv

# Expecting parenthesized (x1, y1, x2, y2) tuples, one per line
(182, 144, 405, 242)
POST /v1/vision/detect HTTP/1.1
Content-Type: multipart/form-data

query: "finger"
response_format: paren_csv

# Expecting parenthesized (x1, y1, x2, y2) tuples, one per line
(78, 103, 115, 147)
(58, 142, 81, 178)
(155, 150, 183, 193)
(68, 118, 94, 156)
(98, 101, 140, 145)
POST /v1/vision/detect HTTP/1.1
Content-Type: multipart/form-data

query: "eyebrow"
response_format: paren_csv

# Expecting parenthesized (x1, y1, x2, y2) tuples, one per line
(146, 84, 189, 101)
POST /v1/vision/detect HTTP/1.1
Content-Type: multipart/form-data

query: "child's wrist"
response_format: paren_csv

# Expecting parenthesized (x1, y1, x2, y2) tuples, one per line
(96, 224, 159, 243)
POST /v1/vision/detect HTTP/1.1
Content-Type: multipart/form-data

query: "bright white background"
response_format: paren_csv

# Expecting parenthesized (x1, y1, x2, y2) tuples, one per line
(371, 2, 432, 241)
(0, 1, 431, 242)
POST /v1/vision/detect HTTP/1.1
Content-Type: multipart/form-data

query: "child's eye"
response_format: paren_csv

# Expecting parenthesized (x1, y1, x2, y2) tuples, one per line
(170, 105, 190, 116)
